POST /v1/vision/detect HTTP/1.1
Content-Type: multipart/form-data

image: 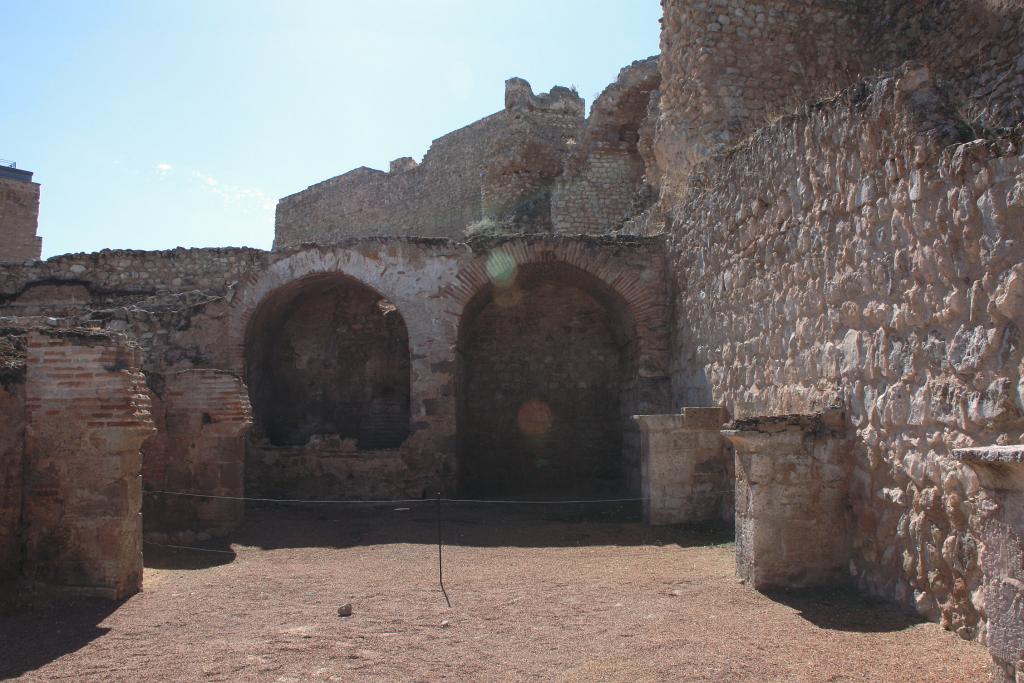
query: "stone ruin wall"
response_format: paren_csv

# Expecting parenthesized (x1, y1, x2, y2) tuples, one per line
(551, 58, 661, 235)
(655, 0, 1024, 647)
(652, 0, 1024, 210)
(274, 84, 587, 247)
(0, 327, 155, 598)
(0, 237, 670, 511)
(0, 173, 43, 264)
(274, 114, 510, 246)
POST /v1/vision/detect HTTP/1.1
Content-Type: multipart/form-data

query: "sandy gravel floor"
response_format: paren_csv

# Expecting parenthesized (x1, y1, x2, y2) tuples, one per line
(0, 503, 990, 682)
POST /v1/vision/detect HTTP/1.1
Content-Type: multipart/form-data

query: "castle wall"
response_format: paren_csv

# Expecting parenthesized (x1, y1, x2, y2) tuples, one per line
(654, 0, 869, 202)
(274, 83, 586, 247)
(0, 237, 670, 501)
(0, 171, 42, 264)
(662, 69, 1023, 639)
(274, 114, 507, 246)
(552, 58, 660, 235)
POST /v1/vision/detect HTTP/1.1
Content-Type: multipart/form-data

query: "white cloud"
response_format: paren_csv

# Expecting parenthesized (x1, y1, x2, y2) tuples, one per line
(192, 170, 275, 212)
(155, 162, 174, 176)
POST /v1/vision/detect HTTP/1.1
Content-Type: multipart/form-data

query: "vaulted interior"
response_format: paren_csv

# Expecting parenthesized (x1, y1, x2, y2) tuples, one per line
(456, 261, 639, 499)
(245, 274, 410, 450)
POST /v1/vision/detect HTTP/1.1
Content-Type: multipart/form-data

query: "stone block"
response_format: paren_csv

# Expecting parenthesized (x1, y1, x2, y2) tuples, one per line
(724, 413, 851, 590)
(955, 446, 1024, 682)
(633, 407, 728, 525)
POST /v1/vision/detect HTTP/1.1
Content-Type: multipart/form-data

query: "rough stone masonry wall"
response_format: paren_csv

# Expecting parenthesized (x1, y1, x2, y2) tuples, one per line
(275, 82, 584, 247)
(23, 329, 154, 599)
(664, 70, 1024, 641)
(654, 0, 870, 202)
(653, 0, 1024, 209)
(0, 248, 268, 373)
(0, 174, 43, 263)
(552, 58, 661, 235)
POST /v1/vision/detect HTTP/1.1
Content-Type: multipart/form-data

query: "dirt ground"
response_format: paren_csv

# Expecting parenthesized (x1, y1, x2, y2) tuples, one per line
(0, 503, 991, 682)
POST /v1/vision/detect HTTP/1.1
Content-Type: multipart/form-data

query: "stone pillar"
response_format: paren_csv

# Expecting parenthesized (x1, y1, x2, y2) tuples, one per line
(722, 412, 850, 590)
(633, 407, 727, 525)
(143, 370, 252, 539)
(954, 446, 1024, 683)
(23, 330, 154, 599)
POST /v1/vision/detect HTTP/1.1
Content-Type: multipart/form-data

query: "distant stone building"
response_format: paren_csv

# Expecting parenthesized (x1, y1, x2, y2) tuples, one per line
(0, 162, 42, 263)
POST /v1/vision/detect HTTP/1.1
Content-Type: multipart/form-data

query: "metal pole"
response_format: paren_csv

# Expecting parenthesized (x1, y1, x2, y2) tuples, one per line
(437, 491, 452, 608)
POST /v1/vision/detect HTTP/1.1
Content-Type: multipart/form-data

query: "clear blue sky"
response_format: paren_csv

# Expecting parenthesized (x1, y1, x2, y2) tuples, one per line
(2, 1, 661, 257)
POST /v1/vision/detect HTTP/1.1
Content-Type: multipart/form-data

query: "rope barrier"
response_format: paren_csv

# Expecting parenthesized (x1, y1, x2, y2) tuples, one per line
(143, 488, 737, 607)
(143, 541, 236, 555)
(143, 490, 652, 505)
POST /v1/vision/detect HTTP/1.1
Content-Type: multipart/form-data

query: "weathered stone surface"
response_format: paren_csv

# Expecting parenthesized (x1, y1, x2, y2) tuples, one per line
(724, 413, 851, 590)
(552, 57, 661, 235)
(633, 407, 729, 524)
(955, 446, 1024, 683)
(654, 0, 1024, 643)
(143, 369, 252, 538)
(23, 329, 154, 599)
(275, 80, 584, 245)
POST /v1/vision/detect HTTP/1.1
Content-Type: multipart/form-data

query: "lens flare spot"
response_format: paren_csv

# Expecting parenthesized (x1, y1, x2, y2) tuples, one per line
(517, 400, 553, 437)
(493, 284, 522, 308)
(486, 250, 517, 288)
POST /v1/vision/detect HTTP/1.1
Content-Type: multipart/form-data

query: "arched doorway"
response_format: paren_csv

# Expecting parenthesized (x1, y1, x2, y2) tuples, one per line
(244, 274, 411, 495)
(456, 259, 639, 498)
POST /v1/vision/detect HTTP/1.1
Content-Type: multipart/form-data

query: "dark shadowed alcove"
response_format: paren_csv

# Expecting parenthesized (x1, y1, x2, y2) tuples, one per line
(245, 274, 410, 450)
(456, 261, 639, 498)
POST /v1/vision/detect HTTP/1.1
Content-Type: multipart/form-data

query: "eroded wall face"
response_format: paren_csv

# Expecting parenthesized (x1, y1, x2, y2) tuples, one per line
(247, 277, 410, 449)
(459, 276, 628, 497)
(0, 381, 25, 579)
(142, 370, 252, 537)
(23, 330, 153, 599)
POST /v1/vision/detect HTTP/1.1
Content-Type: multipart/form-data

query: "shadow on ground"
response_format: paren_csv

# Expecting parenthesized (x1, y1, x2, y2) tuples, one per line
(141, 502, 735, 569)
(764, 585, 927, 633)
(0, 586, 121, 679)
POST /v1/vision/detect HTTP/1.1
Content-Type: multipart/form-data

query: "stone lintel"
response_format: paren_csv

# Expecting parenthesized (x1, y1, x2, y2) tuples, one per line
(954, 446, 1024, 491)
(633, 406, 726, 433)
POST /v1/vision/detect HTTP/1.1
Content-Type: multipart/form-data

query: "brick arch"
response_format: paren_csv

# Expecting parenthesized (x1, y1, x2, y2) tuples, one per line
(442, 239, 668, 379)
(226, 247, 433, 376)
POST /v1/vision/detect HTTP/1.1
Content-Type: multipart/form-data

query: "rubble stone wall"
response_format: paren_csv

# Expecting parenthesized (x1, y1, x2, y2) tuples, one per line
(275, 83, 585, 247)
(654, 0, 1024, 203)
(23, 329, 154, 599)
(0, 174, 42, 263)
(663, 71, 1023, 640)
(552, 58, 661, 234)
